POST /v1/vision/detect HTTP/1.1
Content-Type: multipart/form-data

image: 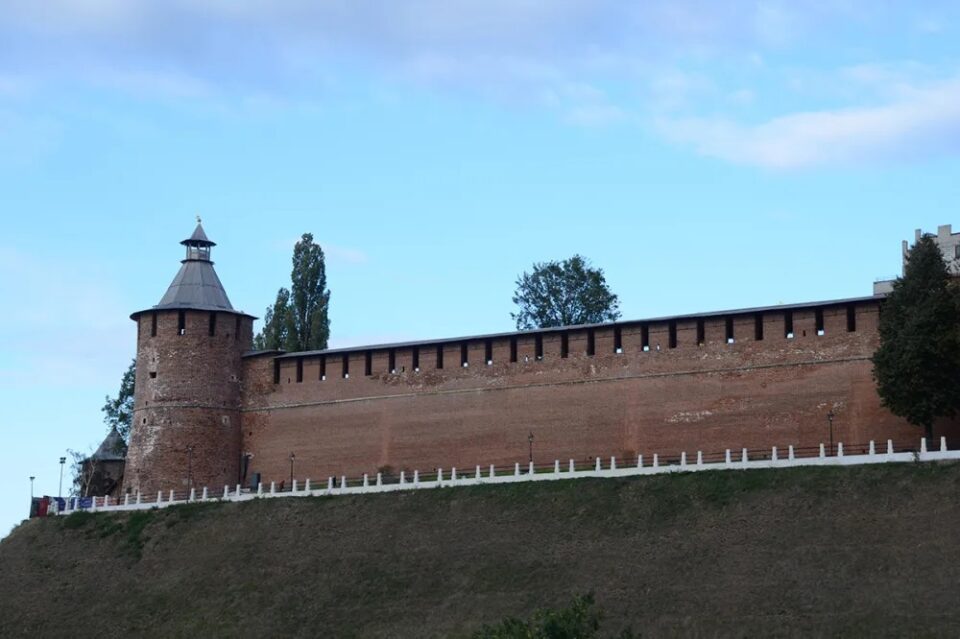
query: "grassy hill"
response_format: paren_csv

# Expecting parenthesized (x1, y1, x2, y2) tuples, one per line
(3, 462, 960, 637)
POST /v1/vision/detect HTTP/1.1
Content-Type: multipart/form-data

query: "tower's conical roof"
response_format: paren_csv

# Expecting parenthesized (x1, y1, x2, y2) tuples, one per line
(91, 428, 127, 461)
(131, 222, 254, 319)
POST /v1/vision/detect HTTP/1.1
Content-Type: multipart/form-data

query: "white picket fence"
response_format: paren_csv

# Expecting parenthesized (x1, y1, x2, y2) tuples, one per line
(59, 437, 960, 516)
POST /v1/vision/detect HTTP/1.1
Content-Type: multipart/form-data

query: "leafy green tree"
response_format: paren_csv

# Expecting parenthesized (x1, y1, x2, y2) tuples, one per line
(472, 593, 635, 639)
(254, 233, 331, 351)
(101, 359, 135, 444)
(873, 234, 960, 442)
(512, 255, 621, 330)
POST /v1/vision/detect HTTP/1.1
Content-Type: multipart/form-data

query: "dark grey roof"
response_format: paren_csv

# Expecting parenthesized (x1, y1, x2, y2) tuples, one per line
(273, 293, 884, 360)
(182, 222, 214, 246)
(91, 428, 127, 461)
(155, 259, 235, 311)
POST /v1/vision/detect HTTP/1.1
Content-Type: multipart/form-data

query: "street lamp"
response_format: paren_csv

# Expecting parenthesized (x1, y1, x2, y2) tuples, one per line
(186, 445, 195, 491)
(289, 452, 296, 490)
(827, 410, 835, 456)
(528, 432, 534, 464)
(29, 476, 35, 500)
(58, 456, 66, 499)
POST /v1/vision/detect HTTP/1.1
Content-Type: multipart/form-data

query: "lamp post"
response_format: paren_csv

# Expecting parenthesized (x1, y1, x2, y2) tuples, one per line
(186, 445, 194, 492)
(58, 456, 66, 499)
(827, 410, 835, 456)
(289, 452, 296, 490)
(528, 432, 534, 464)
(29, 476, 35, 500)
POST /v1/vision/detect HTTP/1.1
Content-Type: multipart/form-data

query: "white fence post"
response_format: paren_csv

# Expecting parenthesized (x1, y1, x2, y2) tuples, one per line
(305, 479, 311, 491)
(292, 479, 298, 492)
(819, 444, 826, 459)
(941, 436, 948, 452)
(569, 459, 575, 473)
(363, 474, 369, 488)
(741, 448, 748, 465)
(696, 451, 703, 467)
(327, 477, 334, 491)
(771, 446, 778, 462)
(188, 488, 195, 502)
(376, 473, 383, 487)
(725, 450, 731, 467)
(157, 491, 163, 504)
(489, 464, 496, 478)
(921, 438, 928, 454)
(594, 457, 601, 472)
(637, 454, 643, 469)
(554, 460, 560, 474)
(269, 482, 276, 495)
(399, 471, 406, 485)
(680, 452, 687, 468)
(837, 442, 844, 457)
(528, 461, 534, 475)
(223, 486, 230, 499)
(124, 493, 130, 506)
(91, 496, 97, 512)
(515, 463, 520, 476)
(136, 491, 142, 505)
(340, 476, 347, 491)
(169, 489, 175, 502)
(887, 439, 894, 455)
(653, 454, 659, 469)
(788, 445, 795, 461)
(451, 468, 457, 481)
(869, 441, 875, 456)
(257, 482, 263, 496)
(610, 457, 616, 471)
(476, 465, 482, 480)
(437, 469, 444, 485)
(413, 470, 420, 486)
(201, 487, 208, 501)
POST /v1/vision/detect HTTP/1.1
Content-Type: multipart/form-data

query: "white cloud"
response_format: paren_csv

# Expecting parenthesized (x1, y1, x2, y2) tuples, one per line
(656, 78, 960, 169)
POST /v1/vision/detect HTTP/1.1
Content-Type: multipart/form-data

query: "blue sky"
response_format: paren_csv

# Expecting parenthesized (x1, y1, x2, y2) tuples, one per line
(2, 1, 959, 536)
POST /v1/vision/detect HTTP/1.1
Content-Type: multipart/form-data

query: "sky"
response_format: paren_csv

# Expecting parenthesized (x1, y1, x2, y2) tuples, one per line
(2, 1, 959, 537)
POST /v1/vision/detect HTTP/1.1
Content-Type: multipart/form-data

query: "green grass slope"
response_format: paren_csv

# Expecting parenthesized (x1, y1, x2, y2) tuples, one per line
(2, 463, 960, 638)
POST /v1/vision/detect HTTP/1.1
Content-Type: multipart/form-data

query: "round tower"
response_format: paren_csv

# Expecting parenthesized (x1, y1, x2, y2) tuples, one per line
(126, 221, 255, 495)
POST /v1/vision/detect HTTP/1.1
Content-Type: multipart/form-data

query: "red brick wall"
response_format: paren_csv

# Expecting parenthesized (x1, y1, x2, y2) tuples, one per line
(239, 300, 956, 486)
(126, 309, 254, 494)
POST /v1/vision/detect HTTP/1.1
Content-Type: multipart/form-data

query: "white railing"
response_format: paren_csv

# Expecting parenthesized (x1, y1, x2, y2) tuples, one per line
(58, 437, 959, 515)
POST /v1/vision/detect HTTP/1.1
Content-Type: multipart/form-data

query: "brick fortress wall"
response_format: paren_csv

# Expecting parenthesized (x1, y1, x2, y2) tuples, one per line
(239, 298, 957, 486)
(127, 309, 254, 494)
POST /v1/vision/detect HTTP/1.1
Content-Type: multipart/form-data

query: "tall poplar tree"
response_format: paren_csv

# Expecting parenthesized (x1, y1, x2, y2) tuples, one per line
(872, 234, 960, 442)
(254, 233, 331, 351)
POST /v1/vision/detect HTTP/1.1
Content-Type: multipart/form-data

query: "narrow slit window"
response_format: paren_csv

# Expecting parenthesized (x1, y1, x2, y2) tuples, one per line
(785, 311, 794, 339)
(510, 336, 518, 363)
(847, 305, 857, 332)
(319, 355, 327, 380)
(364, 351, 372, 376)
(296, 358, 304, 383)
(436, 345, 444, 370)
(725, 317, 735, 344)
(342, 354, 350, 379)
(560, 332, 569, 358)
(696, 319, 705, 345)
(209, 312, 217, 337)
(485, 339, 493, 365)
(412, 346, 420, 372)
(461, 343, 469, 367)
(755, 313, 764, 341)
(815, 309, 825, 336)
(614, 327, 623, 353)
(273, 359, 281, 384)
(641, 325, 650, 352)
(151, 313, 158, 337)
(235, 316, 241, 341)
(389, 349, 397, 373)
(178, 311, 186, 336)
(533, 335, 542, 360)
(587, 330, 596, 356)
(668, 321, 677, 349)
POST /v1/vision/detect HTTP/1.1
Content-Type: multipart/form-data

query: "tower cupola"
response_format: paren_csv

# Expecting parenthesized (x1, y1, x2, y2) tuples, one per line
(182, 218, 215, 262)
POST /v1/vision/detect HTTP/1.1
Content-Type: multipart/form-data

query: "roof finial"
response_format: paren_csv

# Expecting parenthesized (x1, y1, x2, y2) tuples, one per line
(196, 214, 202, 224)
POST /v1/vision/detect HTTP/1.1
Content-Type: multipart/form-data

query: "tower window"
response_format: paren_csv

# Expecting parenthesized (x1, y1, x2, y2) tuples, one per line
(209, 312, 217, 337)
(178, 311, 186, 336)
(847, 305, 857, 332)
(641, 325, 650, 352)
(235, 316, 241, 341)
(273, 359, 280, 384)
(725, 317, 735, 344)
(668, 321, 677, 349)
(342, 354, 349, 379)
(389, 349, 397, 373)
(534, 335, 543, 360)
(412, 346, 420, 372)
(561, 332, 569, 358)
(319, 355, 326, 381)
(510, 336, 518, 363)
(436, 345, 443, 370)
(815, 309, 825, 336)
(149, 371, 157, 379)
(296, 358, 304, 383)
(586, 330, 596, 356)
(785, 311, 794, 339)
(755, 313, 764, 341)
(461, 343, 469, 367)
(365, 351, 372, 376)
(614, 327, 623, 353)
(485, 339, 493, 365)
(151, 313, 157, 337)
(696, 319, 705, 346)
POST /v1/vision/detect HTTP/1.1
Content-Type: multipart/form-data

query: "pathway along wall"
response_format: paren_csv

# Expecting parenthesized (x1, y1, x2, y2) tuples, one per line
(239, 299, 954, 485)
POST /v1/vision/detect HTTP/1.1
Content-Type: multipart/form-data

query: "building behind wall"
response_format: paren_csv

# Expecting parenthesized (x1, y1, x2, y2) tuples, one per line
(124, 223, 960, 496)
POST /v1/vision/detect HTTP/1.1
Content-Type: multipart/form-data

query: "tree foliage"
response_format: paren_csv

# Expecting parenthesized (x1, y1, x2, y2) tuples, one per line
(102, 359, 135, 444)
(872, 235, 960, 440)
(472, 593, 635, 639)
(254, 233, 331, 351)
(512, 255, 620, 330)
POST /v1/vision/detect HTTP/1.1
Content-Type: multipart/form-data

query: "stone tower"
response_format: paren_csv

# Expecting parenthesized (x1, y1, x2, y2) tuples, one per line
(126, 222, 255, 495)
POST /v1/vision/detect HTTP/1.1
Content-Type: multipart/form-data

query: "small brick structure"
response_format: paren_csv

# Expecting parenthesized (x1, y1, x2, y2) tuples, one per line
(124, 223, 960, 496)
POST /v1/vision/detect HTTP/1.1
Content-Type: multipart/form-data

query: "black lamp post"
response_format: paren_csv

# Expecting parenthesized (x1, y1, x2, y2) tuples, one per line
(827, 410, 835, 456)
(186, 445, 194, 491)
(29, 476, 35, 500)
(58, 456, 66, 499)
(528, 432, 534, 464)
(289, 452, 296, 489)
